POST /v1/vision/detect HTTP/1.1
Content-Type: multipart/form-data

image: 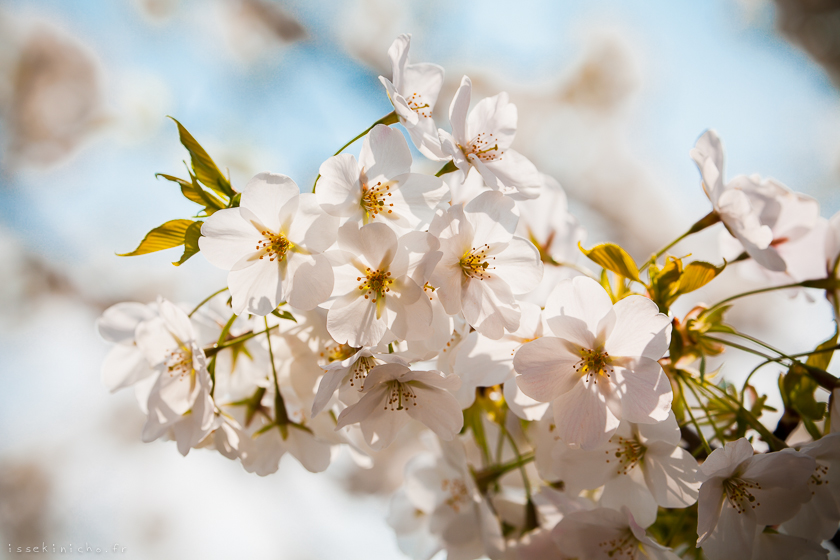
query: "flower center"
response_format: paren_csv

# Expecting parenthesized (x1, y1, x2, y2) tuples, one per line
(350, 356, 377, 389)
(605, 435, 646, 475)
(441, 478, 470, 513)
(165, 348, 194, 379)
(809, 463, 830, 497)
(360, 180, 394, 221)
(574, 348, 613, 384)
(597, 529, 638, 559)
(321, 343, 356, 364)
(406, 92, 431, 118)
(256, 231, 293, 262)
(384, 381, 417, 411)
(723, 477, 762, 514)
(459, 132, 502, 162)
(357, 268, 393, 302)
(460, 244, 493, 280)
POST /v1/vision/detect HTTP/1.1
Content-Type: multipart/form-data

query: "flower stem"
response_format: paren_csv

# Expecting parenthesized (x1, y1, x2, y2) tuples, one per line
(704, 281, 809, 316)
(209, 313, 237, 397)
(265, 316, 290, 432)
(311, 111, 398, 193)
(640, 211, 720, 273)
(204, 324, 278, 357)
(188, 287, 228, 317)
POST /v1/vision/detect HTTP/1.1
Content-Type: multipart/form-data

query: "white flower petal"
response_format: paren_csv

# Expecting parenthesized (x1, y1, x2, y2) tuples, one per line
(513, 337, 581, 402)
(604, 296, 671, 360)
(613, 358, 672, 424)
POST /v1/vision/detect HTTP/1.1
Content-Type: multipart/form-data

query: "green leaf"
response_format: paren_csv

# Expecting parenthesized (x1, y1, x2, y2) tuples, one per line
(677, 261, 725, 295)
(270, 309, 297, 323)
(156, 172, 225, 214)
(806, 329, 838, 372)
(118, 219, 196, 257)
(578, 242, 640, 282)
(783, 363, 827, 421)
(169, 117, 234, 199)
(173, 220, 203, 266)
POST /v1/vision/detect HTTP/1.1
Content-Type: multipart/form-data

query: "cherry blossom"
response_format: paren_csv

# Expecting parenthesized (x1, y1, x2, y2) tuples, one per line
(695, 438, 816, 558)
(335, 362, 462, 449)
(311, 346, 407, 416)
(430, 190, 543, 339)
(379, 34, 446, 160)
(691, 130, 799, 272)
(439, 76, 541, 200)
(199, 172, 339, 315)
(317, 124, 449, 232)
(514, 277, 672, 449)
(326, 222, 438, 347)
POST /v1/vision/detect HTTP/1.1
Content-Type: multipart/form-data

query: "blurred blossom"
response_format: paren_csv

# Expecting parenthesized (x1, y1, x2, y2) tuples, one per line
(215, 0, 307, 63)
(112, 71, 173, 145)
(775, 0, 840, 88)
(0, 21, 105, 169)
(558, 36, 640, 111)
(132, 0, 181, 24)
(0, 461, 52, 545)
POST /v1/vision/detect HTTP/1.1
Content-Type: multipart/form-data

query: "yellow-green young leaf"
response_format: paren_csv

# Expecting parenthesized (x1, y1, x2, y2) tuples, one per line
(806, 329, 838, 372)
(270, 309, 297, 323)
(783, 363, 827, 421)
(169, 117, 234, 199)
(118, 219, 196, 257)
(579, 242, 640, 282)
(677, 261, 725, 295)
(173, 220, 203, 266)
(156, 173, 224, 214)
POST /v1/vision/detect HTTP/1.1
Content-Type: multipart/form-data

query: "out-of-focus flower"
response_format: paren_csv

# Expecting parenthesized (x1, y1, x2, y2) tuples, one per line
(379, 34, 446, 160)
(780, 433, 840, 542)
(554, 412, 700, 527)
(387, 438, 505, 560)
(439, 76, 541, 200)
(515, 174, 587, 306)
(96, 301, 158, 394)
(215, 0, 306, 63)
(317, 124, 449, 232)
(199, 172, 338, 315)
(430, 191, 543, 339)
(1, 23, 105, 168)
(453, 301, 548, 420)
(552, 506, 679, 560)
(514, 277, 672, 450)
(335, 362, 462, 449)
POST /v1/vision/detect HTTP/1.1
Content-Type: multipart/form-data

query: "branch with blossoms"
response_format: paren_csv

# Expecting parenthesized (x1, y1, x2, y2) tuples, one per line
(99, 34, 840, 560)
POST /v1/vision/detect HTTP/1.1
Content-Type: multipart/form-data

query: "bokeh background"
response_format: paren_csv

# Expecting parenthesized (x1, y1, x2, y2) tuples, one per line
(1, 0, 840, 558)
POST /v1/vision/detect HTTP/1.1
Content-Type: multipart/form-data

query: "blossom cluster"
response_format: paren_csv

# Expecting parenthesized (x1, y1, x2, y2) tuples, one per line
(99, 35, 840, 560)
